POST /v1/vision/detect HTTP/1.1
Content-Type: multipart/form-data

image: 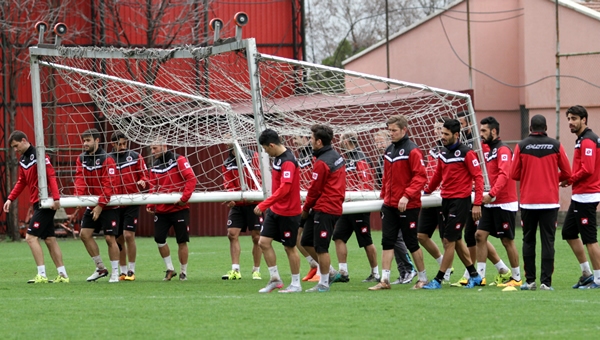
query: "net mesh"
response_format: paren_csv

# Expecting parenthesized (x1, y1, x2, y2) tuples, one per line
(33, 43, 480, 206)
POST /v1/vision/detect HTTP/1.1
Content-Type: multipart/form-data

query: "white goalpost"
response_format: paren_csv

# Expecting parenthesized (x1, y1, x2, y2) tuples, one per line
(29, 30, 487, 214)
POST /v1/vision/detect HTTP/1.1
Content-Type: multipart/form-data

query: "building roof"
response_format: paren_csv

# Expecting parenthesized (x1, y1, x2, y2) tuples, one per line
(343, 0, 600, 67)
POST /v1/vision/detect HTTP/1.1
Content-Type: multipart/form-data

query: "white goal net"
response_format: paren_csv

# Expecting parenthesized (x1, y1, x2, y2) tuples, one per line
(29, 38, 485, 211)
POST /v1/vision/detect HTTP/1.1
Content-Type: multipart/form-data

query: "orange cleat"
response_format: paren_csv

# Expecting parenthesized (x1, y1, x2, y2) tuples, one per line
(302, 267, 318, 281)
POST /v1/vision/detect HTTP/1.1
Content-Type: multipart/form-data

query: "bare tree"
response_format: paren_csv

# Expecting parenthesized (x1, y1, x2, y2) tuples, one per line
(0, 0, 78, 240)
(306, 0, 450, 64)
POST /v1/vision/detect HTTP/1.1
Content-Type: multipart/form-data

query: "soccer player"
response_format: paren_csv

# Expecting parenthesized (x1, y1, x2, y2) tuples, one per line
(254, 129, 302, 293)
(300, 124, 346, 293)
(560, 105, 600, 289)
(109, 131, 147, 281)
(221, 143, 263, 280)
(474, 117, 522, 287)
(510, 114, 571, 291)
(373, 129, 414, 284)
(146, 141, 196, 281)
(332, 132, 378, 282)
(75, 128, 121, 283)
(422, 119, 483, 289)
(369, 115, 428, 290)
(292, 134, 320, 281)
(3, 130, 69, 284)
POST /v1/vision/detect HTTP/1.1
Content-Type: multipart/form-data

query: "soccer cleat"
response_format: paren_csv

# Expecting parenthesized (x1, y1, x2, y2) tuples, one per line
(179, 273, 187, 281)
(221, 270, 242, 280)
(492, 271, 512, 286)
(308, 274, 321, 282)
(390, 277, 402, 285)
(580, 282, 600, 289)
(368, 280, 391, 290)
(164, 269, 177, 281)
(422, 279, 442, 290)
(328, 269, 340, 284)
(362, 274, 381, 283)
(497, 278, 522, 287)
(412, 280, 428, 289)
(119, 273, 126, 281)
(464, 275, 483, 288)
(539, 283, 554, 291)
(252, 271, 262, 280)
(450, 277, 469, 287)
(401, 270, 417, 284)
(53, 274, 70, 283)
(125, 270, 135, 281)
(279, 284, 302, 293)
(520, 281, 537, 291)
(334, 271, 349, 283)
(27, 274, 49, 284)
(302, 267, 318, 281)
(258, 279, 284, 293)
(305, 283, 330, 292)
(572, 274, 594, 289)
(87, 268, 109, 282)
(481, 278, 487, 286)
(109, 272, 120, 283)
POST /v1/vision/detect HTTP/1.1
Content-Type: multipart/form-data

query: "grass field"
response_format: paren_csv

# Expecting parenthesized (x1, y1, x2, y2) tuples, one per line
(0, 229, 598, 339)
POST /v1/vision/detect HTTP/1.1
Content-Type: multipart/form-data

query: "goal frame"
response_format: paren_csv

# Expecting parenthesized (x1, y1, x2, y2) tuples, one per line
(29, 38, 488, 213)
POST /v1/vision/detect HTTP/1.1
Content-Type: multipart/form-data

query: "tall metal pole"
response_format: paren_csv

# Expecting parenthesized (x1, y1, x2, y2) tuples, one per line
(555, 0, 561, 140)
(466, 0, 473, 89)
(29, 55, 50, 207)
(385, 0, 390, 79)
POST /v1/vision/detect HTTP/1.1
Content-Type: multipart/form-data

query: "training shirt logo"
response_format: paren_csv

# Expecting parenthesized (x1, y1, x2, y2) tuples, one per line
(30, 154, 34, 161)
(501, 154, 508, 161)
(454, 150, 461, 157)
(127, 156, 133, 162)
(399, 149, 405, 156)
(472, 159, 479, 167)
(312, 173, 319, 180)
(283, 171, 291, 179)
(184, 162, 190, 168)
(96, 159, 101, 165)
(585, 148, 593, 156)
(109, 168, 115, 175)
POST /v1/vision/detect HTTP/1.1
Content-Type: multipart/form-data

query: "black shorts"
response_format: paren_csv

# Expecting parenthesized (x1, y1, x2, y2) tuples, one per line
(118, 205, 140, 236)
(381, 205, 420, 252)
(478, 206, 516, 240)
(154, 209, 190, 244)
(417, 206, 443, 239)
(27, 203, 57, 239)
(301, 210, 340, 253)
(81, 208, 119, 236)
(332, 213, 373, 248)
(227, 205, 262, 232)
(260, 209, 301, 248)
(441, 197, 471, 242)
(562, 200, 599, 245)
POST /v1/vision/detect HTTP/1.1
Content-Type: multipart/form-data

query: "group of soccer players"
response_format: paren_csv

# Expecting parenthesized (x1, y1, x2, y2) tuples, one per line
(4, 128, 196, 284)
(6, 104, 600, 292)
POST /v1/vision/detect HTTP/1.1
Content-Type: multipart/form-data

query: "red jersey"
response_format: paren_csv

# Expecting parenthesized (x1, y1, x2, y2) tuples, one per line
(303, 145, 346, 216)
(8, 145, 60, 204)
(222, 148, 262, 206)
(109, 150, 148, 195)
(147, 151, 196, 214)
(344, 148, 375, 191)
(75, 147, 119, 209)
(257, 148, 301, 216)
(380, 135, 427, 209)
(569, 128, 600, 197)
(484, 139, 517, 204)
(510, 132, 571, 206)
(427, 141, 484, 205)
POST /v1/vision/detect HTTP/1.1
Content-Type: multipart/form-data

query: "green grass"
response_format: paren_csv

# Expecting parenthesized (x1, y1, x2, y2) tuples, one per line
(1, 229, 599, 339)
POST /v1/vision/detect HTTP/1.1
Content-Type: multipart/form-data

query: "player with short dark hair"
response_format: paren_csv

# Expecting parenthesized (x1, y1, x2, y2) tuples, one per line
(76, 128, 121, 283)
(560, 105, 600, 289)
(300, 124, 346, 292)
(332, 132, 378, 283)
(475, 116, 522, 288)
(221, 143, 263, 281)
(146, 141, 196, 281)
(511, 114, 571, 291)
(422, 119, 483, 290)
(254, 129, 303, 293)
(109, 131, 148, 281)
(4, 130, 69, 284)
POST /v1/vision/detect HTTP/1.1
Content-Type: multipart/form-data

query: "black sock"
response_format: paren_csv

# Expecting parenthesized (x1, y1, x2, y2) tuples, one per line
(466, 265, 478, 277)
(434, 270, 445, 283)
